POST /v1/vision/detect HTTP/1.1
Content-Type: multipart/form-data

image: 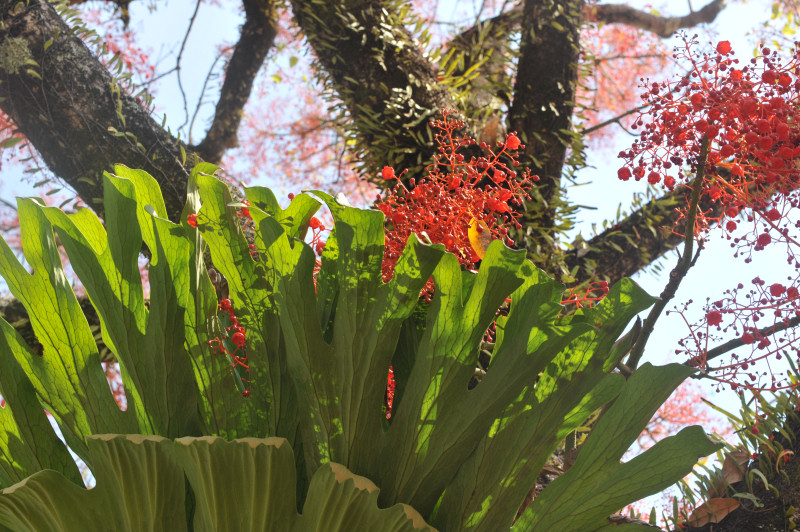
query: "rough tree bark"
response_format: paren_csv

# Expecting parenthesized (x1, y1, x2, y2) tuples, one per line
(289, 0, 458, 177)
(509, 0, 583, 262)
(0, 0, 740, 351)
(0, 0, 193, 222)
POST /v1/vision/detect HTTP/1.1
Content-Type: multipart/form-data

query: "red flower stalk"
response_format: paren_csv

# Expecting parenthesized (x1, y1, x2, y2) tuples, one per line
(307, 216, 328, 256)
(206, 298, 251, 397)
(376, 110, 537, 296)
(384, 366, 396, 420)
(561, 281, 610, 309)
(237, 200, 252, 221)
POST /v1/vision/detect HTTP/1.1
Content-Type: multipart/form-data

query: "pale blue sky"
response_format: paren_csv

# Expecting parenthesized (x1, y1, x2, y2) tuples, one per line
(0, 0, 786, 420)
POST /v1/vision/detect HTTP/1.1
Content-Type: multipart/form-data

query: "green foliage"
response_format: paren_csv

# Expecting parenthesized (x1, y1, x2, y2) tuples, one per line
(516, 364, 719, 530)
(0, 435, 431, 532)
(0, 166, 720, 530)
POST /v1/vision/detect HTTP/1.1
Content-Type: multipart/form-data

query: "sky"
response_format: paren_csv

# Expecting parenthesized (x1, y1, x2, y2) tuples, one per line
(0, 0, 791, 512)
(0, 0, 790, 468)
(4, 0, 786, 399)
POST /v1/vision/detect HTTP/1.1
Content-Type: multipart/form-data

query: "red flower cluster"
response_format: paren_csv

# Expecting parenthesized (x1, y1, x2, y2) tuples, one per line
(307, 216, 328, 256)
(238, 203, 251, 221)
(375, 112, 538, 413)
(618, 36, 800, 391)
(206, 298, 251, 397)
(677, 273, 800, 391)
(376, 110, 536, 295)
(618, 36, 800, 229)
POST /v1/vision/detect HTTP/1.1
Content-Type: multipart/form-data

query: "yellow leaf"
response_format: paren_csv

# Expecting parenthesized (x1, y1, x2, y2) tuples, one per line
(777, 450, 794, 473)
(468, 218, 492, 259)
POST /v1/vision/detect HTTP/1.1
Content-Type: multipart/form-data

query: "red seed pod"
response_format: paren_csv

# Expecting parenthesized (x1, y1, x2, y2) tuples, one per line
(232, 330, 246, 348)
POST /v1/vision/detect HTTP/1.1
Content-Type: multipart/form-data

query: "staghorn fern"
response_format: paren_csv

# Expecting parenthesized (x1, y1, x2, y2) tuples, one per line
(0, 164, 719, 530)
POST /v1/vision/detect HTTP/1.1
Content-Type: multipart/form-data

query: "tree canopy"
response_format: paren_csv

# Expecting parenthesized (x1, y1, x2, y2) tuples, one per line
(0, 0, 738, 282)
(3, 1, 800, 527)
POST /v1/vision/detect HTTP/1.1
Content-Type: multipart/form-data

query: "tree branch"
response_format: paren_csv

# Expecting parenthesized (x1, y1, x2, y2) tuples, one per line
(626, 137, 710, 373)
(509, 0, 583, 253)
(0, 0, 194, 222)
(192, 0, 278, 163)
(704, 315, 800, 367)
(563, 177, 732, 286)
(288, 0, 459, 179)
(591, 0, 729, 38)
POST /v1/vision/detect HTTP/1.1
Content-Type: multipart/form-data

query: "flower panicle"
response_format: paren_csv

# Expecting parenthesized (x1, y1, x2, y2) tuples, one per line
(376, 109, 537, 297)
(618, 36, 800, 392)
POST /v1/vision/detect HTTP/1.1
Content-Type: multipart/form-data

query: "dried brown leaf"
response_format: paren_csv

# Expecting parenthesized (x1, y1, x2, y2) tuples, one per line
(721, 449, 750, 484)
(687, 498, 740, 527)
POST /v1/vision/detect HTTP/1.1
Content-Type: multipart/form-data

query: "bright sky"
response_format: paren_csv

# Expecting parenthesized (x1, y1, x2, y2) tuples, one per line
(0, 0, 790, 512)
(8, 0, 785, 400)
(0, 0, 789, 477)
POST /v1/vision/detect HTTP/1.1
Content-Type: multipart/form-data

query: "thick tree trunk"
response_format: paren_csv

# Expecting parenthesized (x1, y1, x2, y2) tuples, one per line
(0, 0, 193, 221)
(510, 0, 583, 245)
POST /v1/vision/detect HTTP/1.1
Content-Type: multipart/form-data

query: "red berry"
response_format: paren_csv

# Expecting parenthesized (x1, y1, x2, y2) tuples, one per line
(770, 283, 785, 298)
(505, 133, 521, 150)
(716, 41, 732, 55)
(232, 331, 246, 348)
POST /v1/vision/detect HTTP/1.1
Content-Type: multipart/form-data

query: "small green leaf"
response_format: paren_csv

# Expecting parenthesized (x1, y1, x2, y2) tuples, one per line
(0, 137, 23, 149)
